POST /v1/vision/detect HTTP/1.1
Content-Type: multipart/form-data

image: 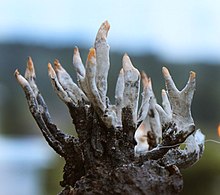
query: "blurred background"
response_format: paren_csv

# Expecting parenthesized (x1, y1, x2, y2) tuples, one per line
(0, 0, 220, 194)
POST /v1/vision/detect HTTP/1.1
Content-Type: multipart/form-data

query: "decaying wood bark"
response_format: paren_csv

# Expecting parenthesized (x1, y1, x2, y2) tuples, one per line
(15, 21, 205, 195)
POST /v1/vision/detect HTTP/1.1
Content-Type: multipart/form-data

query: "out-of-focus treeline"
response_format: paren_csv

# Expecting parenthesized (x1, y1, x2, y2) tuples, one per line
(0, 43, 219, 136)
(0, 43, 220, 195)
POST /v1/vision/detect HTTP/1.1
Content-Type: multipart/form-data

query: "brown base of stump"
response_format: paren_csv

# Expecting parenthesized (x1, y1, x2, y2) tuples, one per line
(59, 160, 183, 195)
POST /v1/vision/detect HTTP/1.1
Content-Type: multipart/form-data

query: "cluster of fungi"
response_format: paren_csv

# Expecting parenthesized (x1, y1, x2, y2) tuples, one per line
(15, 21, 205, 195)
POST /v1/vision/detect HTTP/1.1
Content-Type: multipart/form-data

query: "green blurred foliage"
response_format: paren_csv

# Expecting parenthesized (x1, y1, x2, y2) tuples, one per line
(0, 43, 220, 194)
(182, 143, 220, 195)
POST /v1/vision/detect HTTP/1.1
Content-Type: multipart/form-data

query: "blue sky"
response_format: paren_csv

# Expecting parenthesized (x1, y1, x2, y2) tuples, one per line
(1, 0, 220, 62)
